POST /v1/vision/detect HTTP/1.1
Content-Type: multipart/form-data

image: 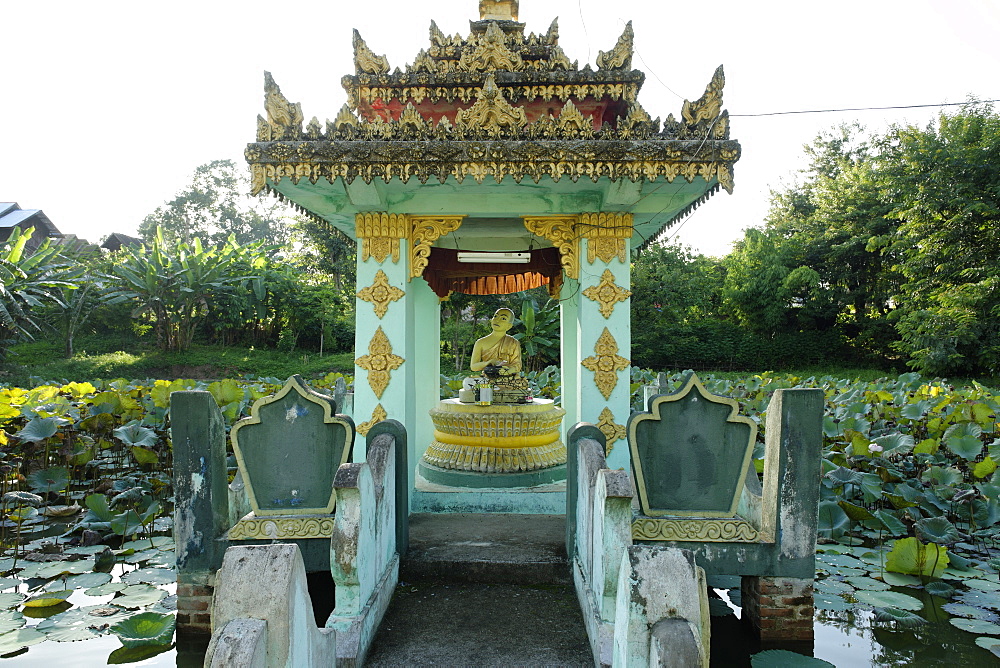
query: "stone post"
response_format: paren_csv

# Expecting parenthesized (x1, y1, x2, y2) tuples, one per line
(172, 390, 230, 634)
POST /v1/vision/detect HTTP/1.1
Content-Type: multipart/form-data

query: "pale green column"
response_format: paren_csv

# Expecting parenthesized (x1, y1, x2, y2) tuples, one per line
(353, 213, 411, 462)
(559, 277, 581, 428)
(577, 214, 633, 470)
(406, 276, 440, 507)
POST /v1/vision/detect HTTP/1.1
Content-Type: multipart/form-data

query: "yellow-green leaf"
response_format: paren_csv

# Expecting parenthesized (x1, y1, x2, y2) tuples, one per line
(913, 438, 940, 455)
(23, 590, 73, 608)
(131, 446, 159, 465)
(975, 456, 998, 479)
(886, 537, 950, 578)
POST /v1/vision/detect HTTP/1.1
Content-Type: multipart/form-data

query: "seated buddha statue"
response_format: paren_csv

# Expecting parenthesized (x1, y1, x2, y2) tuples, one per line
(468, 307, 530, 402)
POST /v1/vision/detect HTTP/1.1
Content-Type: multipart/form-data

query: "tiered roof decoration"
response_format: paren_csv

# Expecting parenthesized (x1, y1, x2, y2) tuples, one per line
(246, 0, 740, 248)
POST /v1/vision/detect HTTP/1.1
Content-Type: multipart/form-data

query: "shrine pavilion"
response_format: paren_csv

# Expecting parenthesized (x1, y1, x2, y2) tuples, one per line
(244, 0, 740, 513)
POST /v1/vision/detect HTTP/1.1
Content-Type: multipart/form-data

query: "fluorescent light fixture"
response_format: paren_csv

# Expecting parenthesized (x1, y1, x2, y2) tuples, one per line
(457, 251, 531, 264)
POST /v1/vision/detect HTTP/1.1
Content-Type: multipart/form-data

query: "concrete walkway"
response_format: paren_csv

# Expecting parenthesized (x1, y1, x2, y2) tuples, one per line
(366, 513, 593, 666)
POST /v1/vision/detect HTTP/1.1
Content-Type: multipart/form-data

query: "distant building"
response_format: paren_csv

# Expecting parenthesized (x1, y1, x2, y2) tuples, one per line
(0, 202, 62, 252)
(101, 232, 144, 252)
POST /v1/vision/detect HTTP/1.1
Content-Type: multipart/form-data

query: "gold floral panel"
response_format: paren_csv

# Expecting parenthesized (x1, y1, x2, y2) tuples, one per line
(355, 327, 404, 399)
(582, 269, 631, 318)
(581, 328, 630, 400)
(357, 269, 405, 318)
(357, 403, 387, 436)
(596, 407, 626, 455)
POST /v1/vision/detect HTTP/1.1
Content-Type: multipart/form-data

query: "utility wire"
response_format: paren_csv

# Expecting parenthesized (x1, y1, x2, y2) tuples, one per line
(731, 99, 1000, 117)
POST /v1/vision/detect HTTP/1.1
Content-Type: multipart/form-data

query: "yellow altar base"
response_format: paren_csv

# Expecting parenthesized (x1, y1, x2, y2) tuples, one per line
(422, 398, 566, 473)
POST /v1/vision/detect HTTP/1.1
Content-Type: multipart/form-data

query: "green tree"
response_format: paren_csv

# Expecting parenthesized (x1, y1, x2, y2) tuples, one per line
(0, 228, 78, 357)
(721, 228, 792, 334)
(879, 102, 1000, 374)
(107, 229, 268, 352)
(138, 160, 292, 248)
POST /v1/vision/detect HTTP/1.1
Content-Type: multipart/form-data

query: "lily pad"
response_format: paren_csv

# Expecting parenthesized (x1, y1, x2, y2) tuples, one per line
(85, 582, 127, 596)
(63, 544, 110, 556)
(854, 590, 924, 611)
(107, 643, 174, 664)
(35, 558, 96, 579)
(924, 581, 957, 598)
(0, 627, 45, 653)
(120, 568, 175, 586)
(121, 536, 173, 552)
(880, 572, 922, 587)
(24, 589, 73, 608)
(846, 576, 891, 591)
(0, 593, 24, 610)
(814, 593, 852, 612)
(975, 636, 1000, 657)
(874, 606, 927, 627)
(816, 578, 853, 595)
(0, 578, 20, 591)
(943, 603, 1000, 621)
(110, 611, 175, 648)
(63, 571, 112, 590)
(950, 617, 1000, 634)
(35, 604, 130, 642)
(0, 611, 24, 635)
(750, 649, 835, 667)
(966, 579, 1000, 592)
(112, 584, 165, 609)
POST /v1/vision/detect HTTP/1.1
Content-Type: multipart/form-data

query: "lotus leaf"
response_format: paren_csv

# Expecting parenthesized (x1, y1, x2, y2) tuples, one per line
(16, 417, 61, 443)
(838, 501, 875, 522)
(110, 611, 175, 648)
(122, 536, 173, 552)
(63, 572, 112, 590)
(816, 579, 853, 595)
(26, 466, 69, 493)
(3, 491, 42, 508)
(817, 501, 850, 539)
(873, 433, 915, 456)
(107, 643, 174, 664)
(915, 516, 962, 545)
(942, 603, 999, 621)
(975, 636, 1000, 657)
(36, 558, 96, 579)
(750, 649, 835, 667)
(846, 576, 890, 591)
(958, 590, 1000, 611)
(149, 595, 177, 614)
(814, 593, 852, 612)
(36, 604, 131, 642)
(0, 627, 45, 653)
(950, 617, 1000, 634)
(874, 510, 908, 536)
(0, 578, 20, 590)
(0, 612, 24, 635)
(111, 510, 143, 537)
(24, 589, 73, 608)
(886, 537, 950, 577)
(0, 593, 26, 610)
(113, 584, 165, 609)
(873, 606, 927, 627)
(854, 589, 924, 611)
(924, 581, 957, 598)
(922, 466, 965, 486)
(64, 544, 111, 556)
(975, 457, 998, 479)
(913, 438, 940, 455)
(121, 568, 175, 586)
(131, 446, 159, 465)
(965, 579, 1000, 592)
(85, 582, 127, 596)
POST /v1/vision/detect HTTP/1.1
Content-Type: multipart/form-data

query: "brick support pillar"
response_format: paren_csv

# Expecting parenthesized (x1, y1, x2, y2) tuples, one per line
(176, 573, 215, 634)
(741, 575, 814, 648)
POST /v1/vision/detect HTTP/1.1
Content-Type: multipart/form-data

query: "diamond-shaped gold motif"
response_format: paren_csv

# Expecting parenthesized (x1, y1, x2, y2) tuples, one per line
(596, 407, 626, 455)
(357, 270, 405, 318)
(583, 269, 631, 318)
(581, 328, 629, 400)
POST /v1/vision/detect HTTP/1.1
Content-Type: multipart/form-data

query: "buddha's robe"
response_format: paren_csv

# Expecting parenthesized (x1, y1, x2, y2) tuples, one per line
(480, 334, 522, 374)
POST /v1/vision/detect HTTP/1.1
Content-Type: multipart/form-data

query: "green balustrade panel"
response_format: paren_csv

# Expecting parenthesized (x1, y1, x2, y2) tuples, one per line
(628, 373, 756, 518)
(231, 375, 354, 516)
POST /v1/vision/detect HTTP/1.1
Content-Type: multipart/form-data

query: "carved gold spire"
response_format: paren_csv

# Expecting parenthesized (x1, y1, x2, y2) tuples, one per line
(683, 65, 725, 127)
(460, 21, 522, 71)
(353, 29, 390, 75)
(479, 0, 518, 21)
(596, 21, 634, 70)
(261, 72, 303, 141)
(454, 73, 527, 137)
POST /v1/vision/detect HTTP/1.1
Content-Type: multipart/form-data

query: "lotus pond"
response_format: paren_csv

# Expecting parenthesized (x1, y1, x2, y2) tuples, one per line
(0, 370, 998, 665)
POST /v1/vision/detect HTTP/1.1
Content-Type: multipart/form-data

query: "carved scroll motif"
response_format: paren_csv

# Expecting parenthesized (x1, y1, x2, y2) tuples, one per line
(522, 215, 579, 280)
(583, 269, 631, 318)
(596, 407, 626, 454)
(596, 21, 633, 70)
(355, 327, 404, 399)
(228, 516, 336, 540)
(581, 328, 630, 400)
(631, 518, 763, 543)
(355, 213, 409, 264)
(580, 213, 633, 264)
(409, 216, 465, 279)
(357, 403, 387, 436)
(357, 269, 405, 318)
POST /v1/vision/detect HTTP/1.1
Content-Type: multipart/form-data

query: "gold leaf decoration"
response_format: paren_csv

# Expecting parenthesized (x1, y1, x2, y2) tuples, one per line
(596, 21, 633, 70)
(581, 328, 630, 400)
(410, 216, 465, 279)
(353, 30, 390, 75)
(523, 215, 579, 279)
(596, 407, 626, 454)
(583, 269, 631, 318)
(459, 21, 522, 72)
(356, 269, 405, 318)
(454, 73, 527, 137)
(355, 327, 404, 399)
(355, 213, 408, 264)
(580, 213, 632, 264)
(357, 403, 387, 436)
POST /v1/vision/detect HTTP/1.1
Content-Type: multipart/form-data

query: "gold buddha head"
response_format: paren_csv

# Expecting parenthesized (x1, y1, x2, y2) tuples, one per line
(490, 307, 515, 334)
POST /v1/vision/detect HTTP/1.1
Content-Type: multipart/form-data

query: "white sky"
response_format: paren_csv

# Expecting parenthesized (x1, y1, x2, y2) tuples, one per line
(3, 0, 998, 258)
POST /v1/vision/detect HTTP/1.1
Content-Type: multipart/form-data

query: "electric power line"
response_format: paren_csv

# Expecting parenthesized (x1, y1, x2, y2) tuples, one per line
(731, 99, 1000, 118)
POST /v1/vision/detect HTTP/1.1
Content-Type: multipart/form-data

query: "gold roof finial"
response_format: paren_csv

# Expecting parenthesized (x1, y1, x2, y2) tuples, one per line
(479, 0, 518, 21)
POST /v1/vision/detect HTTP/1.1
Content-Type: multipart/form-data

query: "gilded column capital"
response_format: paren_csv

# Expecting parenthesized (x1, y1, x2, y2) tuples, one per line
(355, 326, 404, 399)
(579, 213, 632, 264)
(583, 269, 631, 318)
(522, 215, 580, 280)
(409, 216, 465, 280)
(355, 213, 409, 264)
